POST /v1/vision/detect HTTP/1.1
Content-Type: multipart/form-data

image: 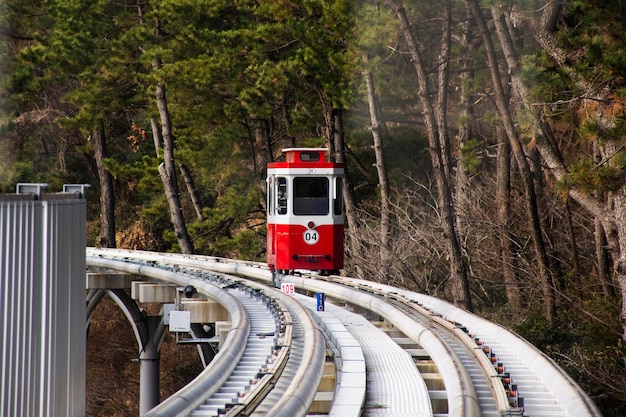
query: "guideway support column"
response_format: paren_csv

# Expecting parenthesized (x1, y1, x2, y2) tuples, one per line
(140, 315, 166, 416)
(92, 288, 168, 417)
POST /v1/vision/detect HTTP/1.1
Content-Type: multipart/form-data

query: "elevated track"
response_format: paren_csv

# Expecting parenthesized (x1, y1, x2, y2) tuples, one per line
(86, 248, 602, 417)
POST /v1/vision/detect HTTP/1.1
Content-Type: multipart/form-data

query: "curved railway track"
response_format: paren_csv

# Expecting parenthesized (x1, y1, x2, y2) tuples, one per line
(86, 248, 602, 417)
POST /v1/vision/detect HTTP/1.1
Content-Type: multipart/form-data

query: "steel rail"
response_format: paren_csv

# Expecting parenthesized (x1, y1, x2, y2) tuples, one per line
(237, 279, 326, 417)
(373, 287, 510, 416)
(222, 306, 293, 416)
(187, 283, 287, 416)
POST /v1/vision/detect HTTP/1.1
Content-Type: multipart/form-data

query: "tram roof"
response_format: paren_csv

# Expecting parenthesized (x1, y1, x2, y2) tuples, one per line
(268, 147, 344, 169)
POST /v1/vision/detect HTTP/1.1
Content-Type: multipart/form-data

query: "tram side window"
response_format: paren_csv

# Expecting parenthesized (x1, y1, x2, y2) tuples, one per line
(293, 177, 329, 215)
(276, 177, 288, 215)
(267, 178, 273, 215)
(333, 177, 344, 215)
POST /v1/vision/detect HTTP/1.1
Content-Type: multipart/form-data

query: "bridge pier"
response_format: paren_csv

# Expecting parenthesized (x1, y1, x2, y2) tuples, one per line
(87, 281, 168, 417)
(139, 316, 164, 416)
(87, 274, 233, 416)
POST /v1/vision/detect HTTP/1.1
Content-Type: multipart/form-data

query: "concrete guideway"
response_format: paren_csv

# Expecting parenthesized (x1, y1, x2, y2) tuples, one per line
(338, 277, 603, 417)
(86, 248, 602, 417)
(190, 286, 283, 416)
(295, 293, 431, 417)
(285, 274, 481, 417)
(87, 256, 250, 416)
(87, 250, 326, 417)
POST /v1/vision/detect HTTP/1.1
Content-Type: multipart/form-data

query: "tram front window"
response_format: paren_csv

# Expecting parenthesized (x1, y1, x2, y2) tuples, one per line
(293, 177, 329, 215)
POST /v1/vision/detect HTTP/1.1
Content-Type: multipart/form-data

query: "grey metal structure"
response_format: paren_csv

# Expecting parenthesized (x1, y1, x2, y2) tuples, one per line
(1, 184, 87, 417)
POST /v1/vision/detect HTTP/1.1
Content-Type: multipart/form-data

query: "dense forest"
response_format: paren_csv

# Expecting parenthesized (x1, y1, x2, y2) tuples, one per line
(2, 0, 626, 415)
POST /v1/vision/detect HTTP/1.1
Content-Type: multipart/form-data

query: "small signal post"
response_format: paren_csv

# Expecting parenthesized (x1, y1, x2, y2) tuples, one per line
(316, 292, 325, 311)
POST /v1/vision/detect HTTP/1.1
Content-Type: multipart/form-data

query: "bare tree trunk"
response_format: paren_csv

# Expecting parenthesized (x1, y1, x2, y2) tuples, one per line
(386, 0, 473, 311)
(614, 192, 626, 341)
(532, 0, 567, 68)
(454, 7, 476, 287)
(592, 143, 614, 299)
(151, 117, 163, 157)
(497, 0, 626, 339)
(332, 109, 361, 277)
(437, 1, 473, 309)
(321, 98, 362, 278)
(458, 5, 518, 305)
(435, 1, 453, 185)
(496, 127, 519, 307)
(467, 0, 554, 321)
(255, 119, 273, 178)
(140, 9, 193, 254)
(91, 127, 116, 248)
(362, 53, 391, 281)
(151, 117, 203, 221)
(602, 142, 626, 341)
(178, 162, 203, 221)
(563, 198, 582, 298)
(153, 57, 194, 254)
(595, 216, 614, 298)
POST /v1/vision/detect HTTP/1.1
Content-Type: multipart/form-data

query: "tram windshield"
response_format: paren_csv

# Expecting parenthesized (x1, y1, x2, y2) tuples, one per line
(293, 177, 329, 215)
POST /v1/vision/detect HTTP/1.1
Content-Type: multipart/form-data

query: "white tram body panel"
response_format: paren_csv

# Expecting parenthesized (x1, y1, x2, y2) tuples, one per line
(266, 148, 344, 273)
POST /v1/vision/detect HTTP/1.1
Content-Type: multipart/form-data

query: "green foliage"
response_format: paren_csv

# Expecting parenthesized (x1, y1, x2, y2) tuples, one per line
(188, 182, 265, 259)
(513, 295, 617, 356)
(557, 156, 625, 194)
(558, 113, 626, 195)
(512, 295, 626, 416)
(2, 161, 41, 185)
(578, 113, 626, 146)
(519, 54, 570, 105)
(578, 342, 626, 417)
(353, 0, 397, 55)
(459, 138, 483, 174)
(513, 313, 572, 352)
(560, 0, 626, 80)
(4, 1, 626, 413)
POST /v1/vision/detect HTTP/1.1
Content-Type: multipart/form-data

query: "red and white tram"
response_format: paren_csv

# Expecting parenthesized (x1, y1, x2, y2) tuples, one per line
(266, 148, 344, 275)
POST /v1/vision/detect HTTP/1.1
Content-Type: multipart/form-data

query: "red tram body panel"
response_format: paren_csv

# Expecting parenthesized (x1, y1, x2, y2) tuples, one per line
(267, 148, 344, 273)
